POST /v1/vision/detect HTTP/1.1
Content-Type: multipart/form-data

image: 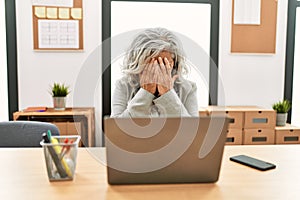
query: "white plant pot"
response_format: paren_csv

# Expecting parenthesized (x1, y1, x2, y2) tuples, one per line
(53, 97, 66, 110)
(276, 113, 288, 126)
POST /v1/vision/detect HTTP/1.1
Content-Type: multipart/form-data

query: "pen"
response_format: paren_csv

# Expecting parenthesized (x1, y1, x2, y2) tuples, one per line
(60, 138, 73, 159)
(60, 138, 69, 156)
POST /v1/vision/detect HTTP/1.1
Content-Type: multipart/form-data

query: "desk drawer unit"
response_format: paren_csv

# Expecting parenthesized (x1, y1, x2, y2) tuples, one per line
(225, 129, 243, 145)
(243, 129, 275, 145)
(225, 111, 244, 129)
(244, 110, 276, 129)
(275, 124, 300, 144)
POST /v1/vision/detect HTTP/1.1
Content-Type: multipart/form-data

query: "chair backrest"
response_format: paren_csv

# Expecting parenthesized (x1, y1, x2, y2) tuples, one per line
(0, 121, 60, 147)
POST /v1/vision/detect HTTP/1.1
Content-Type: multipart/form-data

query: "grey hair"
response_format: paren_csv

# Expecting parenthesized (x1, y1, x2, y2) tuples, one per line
(121, 27, 188, 87)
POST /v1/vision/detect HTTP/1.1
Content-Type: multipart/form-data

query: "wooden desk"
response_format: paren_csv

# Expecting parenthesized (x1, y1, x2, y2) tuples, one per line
(13, 107, 95, 147)
(1, 145, 300, 199)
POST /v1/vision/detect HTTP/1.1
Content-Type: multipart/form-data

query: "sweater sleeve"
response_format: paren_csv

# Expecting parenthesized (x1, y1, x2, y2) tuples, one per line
(153, 83, 198, 117)
(111, 80, 155, 117)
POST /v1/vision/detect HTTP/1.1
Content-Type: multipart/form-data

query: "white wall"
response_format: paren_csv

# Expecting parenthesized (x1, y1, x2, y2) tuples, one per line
(219, 0, 288, 108)
(0, 0, 9, 121)
(16, 0, 102, 146)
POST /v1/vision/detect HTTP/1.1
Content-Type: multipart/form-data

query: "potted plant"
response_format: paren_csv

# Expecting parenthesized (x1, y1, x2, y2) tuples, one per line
(50, 83, 70, 110)
(272, 99, 291, 126)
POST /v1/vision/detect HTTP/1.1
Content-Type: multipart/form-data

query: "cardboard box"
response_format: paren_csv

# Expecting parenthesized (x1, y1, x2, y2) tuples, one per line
(244, 108, 276, 129)
(67, 122, 81, 135)
(225, 129, 243, 145)
(205, 106, 244, 129)
(201, 106, 227, 119)
(243, 129, 275, 145)
(275, 124, 300, 144)
(199, 107, 209, 117)
(53, 122, 81, 135)
(225, 110, 244, 129)
(52, 122, 83, 146)
(52, 122, 67, 135)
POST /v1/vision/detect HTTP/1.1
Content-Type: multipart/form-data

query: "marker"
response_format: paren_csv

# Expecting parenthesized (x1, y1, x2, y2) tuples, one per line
(47, 130, 52, 141)
(42, 132, 50, 143)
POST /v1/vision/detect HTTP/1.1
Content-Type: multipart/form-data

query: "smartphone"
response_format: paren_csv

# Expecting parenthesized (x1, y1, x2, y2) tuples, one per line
(230, 155, 276, 171)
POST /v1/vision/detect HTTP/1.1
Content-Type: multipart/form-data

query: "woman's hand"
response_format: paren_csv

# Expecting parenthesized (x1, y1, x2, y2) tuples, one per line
(139, 59, 157, 94)
(156, 57, 179, 96)
(140, 57, 178, 96)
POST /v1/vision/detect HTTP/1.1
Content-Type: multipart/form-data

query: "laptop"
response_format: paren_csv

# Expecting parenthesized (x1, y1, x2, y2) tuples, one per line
(104, 116, 230, 185)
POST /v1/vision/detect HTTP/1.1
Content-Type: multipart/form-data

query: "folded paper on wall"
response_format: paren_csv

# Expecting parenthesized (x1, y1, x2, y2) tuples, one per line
(35, 7, 46, 18)
(71, 8, 82, 20)
(59, 8, 70, 19)
(234, 0, 261, 25)
(46, 7, 58, 19)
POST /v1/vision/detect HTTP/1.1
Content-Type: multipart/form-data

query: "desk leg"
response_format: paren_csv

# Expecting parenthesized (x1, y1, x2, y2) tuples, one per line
(86, 112, 95, 147)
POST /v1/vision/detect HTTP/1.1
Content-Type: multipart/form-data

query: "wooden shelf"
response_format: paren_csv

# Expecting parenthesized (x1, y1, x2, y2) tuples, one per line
(13, 107, 95, 147)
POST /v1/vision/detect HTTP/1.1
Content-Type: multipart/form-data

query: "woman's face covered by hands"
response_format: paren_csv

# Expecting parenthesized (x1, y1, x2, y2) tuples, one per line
(156, 51, 174, 68)
(140, 51, 178, 96)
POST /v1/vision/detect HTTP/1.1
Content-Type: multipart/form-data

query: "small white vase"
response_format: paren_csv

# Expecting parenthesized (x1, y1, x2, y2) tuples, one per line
(53, 97, 66, 110)
(276, 113, 287, 126)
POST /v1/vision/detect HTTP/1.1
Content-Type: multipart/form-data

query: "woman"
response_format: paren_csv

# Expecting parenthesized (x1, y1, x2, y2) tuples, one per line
(111, 27, 198, 117)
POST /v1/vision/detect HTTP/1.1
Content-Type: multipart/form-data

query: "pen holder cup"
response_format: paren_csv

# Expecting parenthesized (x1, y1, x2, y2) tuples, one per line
(40, 135, 81, 181)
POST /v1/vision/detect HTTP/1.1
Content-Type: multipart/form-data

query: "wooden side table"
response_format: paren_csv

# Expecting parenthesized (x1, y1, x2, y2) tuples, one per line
(13, 107, 95, 147)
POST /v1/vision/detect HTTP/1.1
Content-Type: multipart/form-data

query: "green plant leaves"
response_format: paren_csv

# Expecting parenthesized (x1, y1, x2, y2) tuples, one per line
(272, 99, 291, 113)
(50, 83, 70, 97)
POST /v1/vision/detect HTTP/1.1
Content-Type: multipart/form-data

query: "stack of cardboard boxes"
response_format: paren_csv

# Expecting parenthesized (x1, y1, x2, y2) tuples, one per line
(242, 107, 276, 145)
(199, 106, 289, 145)
(204, 106, 245, 145)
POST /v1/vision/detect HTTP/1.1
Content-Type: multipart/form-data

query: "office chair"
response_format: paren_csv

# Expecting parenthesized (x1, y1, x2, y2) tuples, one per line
(0, 121, 60, 147)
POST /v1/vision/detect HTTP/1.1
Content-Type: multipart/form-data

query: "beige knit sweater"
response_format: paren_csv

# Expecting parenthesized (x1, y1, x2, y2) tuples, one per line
(111, 77, 198, 117)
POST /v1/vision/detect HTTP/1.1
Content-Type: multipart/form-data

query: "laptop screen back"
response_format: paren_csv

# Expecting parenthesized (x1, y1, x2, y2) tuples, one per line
(104, 116, 229, 184)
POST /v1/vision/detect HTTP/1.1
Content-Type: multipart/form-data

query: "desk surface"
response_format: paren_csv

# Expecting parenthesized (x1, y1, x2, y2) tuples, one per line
(1, 145, 299, 200)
